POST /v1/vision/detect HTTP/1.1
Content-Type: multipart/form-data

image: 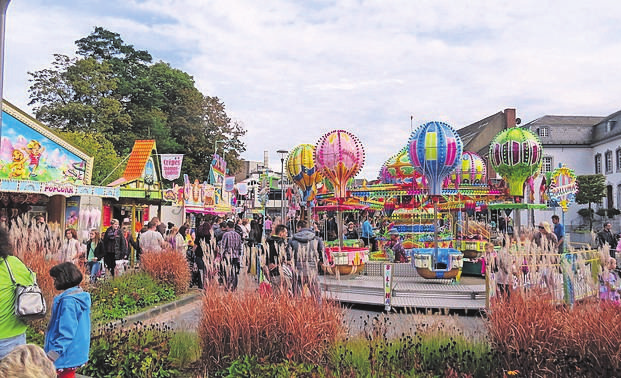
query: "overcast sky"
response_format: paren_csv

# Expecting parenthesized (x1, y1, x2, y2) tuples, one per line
(4, 0, 621, 179)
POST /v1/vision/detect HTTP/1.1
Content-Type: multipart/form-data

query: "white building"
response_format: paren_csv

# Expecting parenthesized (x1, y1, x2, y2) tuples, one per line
(523, 111, 621, 232)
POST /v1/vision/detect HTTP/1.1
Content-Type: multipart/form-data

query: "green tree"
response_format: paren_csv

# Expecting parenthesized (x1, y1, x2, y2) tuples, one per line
(28, 54, 130, 133)
(28, 27, 247, 183)
(575, 174, 606, 231)
(58, 131, 123, 185)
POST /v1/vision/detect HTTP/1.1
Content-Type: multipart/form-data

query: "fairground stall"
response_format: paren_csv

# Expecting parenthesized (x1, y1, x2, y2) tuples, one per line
(0, 100, 119, 240)
(106, 140, 166, 240)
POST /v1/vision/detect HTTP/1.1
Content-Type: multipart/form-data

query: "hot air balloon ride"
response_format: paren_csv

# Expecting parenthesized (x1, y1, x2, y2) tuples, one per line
(286, 144, 323, 219)
(445, 151, 487, 188)
(407, 121, 464, 279)
(315, 130, 368, 275)
(489, 128, 542, 196)
(381, 147, 426, 187)
(315, 130, 365, 198)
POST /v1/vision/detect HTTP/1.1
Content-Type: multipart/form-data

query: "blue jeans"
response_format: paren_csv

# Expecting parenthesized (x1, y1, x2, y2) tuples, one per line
(88, 261, 102, 283)
(0, 332, 26, 359)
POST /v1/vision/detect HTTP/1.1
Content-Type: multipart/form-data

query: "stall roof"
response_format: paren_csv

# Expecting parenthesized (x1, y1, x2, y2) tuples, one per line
(108, 140, 158, 186)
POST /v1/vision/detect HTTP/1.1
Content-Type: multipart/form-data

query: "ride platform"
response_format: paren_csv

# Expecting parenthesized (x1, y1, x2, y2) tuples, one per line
(320, 262, 486, 312)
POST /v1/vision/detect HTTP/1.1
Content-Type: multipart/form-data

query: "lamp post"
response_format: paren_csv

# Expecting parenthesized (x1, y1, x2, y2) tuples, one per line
(214, 139, 226, 157)
(0, 0, 11, 141)
(277, 149, 288, 224)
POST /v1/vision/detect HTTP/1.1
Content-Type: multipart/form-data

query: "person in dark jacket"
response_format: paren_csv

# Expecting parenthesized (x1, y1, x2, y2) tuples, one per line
(287, 220, 324, 300)
(344, 222, 359, 240)
(597, 222, 618, 257)
(265, 224, 288, 291)
(84, 229, 104, 283)
(102, 219, 126, 277)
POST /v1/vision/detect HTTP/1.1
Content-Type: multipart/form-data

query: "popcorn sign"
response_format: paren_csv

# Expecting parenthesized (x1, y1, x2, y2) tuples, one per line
(160, 154, 184, 180)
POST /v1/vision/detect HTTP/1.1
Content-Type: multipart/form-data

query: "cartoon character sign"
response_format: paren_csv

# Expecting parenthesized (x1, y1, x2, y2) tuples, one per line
(1, 110, 89, 184)
(8, 150, 28, 179)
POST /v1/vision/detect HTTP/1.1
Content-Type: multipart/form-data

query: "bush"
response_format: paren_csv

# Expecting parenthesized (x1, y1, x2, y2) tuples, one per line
(89, 272, 176, 323)
(140, 248, 191, 294)
(328, 315, 492, 377)
(198, 287, 345, 371)
(220, 356, 322, 377)
(578, 208, 594, 218)
(486, 291, 621, 376)
(79, 322, 200, 377)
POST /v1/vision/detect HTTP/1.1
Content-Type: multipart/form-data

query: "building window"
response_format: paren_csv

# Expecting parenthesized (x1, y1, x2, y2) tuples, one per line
(541, 156, 553, 173)
(607, 120, 617, 132)
(617, 149, 621, 172)
(606, 151, 613, 174)
(595, 154, 602, 174)
(538, 127, 549, 137)
(618, 185, 621, 212)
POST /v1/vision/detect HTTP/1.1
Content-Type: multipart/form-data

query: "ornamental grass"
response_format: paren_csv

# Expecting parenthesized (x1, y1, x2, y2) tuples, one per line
(140, 248, 191, 294)
(198, 286, 346, 371)
(486, 289, 621, 377)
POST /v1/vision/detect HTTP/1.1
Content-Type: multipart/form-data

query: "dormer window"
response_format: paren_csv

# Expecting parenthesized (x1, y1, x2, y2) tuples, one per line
(607, 120, 617, 132)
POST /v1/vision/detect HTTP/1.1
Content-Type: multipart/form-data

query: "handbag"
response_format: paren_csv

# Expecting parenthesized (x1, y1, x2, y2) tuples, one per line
(3, 257, 47, 320)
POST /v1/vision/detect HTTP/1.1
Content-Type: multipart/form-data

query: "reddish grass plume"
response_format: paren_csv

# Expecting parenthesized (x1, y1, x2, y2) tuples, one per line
(140, 248, 191, 294)
(198, 286, 346, 370)
(487, 289, 621, 376)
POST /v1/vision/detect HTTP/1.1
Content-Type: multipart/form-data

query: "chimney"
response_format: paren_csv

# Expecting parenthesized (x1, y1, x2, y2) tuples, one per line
(504, 108, 516, 128)
(263, 150, 269, 170)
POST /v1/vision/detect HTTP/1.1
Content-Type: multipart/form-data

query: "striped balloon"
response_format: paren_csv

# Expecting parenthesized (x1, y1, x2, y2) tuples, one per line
(448, 151, 487, 186)
(489, 128, 542, 196)
(379, 147, 426, 187)
(315, 130, 365, 198)
(407, 121, 463, 195)
(286, 144, 323, 202)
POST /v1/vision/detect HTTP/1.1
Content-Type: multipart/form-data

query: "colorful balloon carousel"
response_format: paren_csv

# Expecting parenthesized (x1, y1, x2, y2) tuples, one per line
(302, 130, 371, 275)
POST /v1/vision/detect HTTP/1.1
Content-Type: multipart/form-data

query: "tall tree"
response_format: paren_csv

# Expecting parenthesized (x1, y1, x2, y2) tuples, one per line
(28, 54, 130, 133)
(28, 27, 246, 182)
(576, 174, 606, 231)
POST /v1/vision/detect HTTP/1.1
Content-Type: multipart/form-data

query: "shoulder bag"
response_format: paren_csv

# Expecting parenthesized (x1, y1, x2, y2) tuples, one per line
(3, 257, 47, 320)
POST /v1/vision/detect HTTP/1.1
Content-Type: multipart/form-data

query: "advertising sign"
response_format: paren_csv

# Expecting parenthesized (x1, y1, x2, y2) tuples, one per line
(0, 110, 89, 184)
(160, 154, 183, 180)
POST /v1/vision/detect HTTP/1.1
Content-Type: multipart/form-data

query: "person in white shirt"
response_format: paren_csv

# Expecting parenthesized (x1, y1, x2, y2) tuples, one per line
(139, 220, 165, 253)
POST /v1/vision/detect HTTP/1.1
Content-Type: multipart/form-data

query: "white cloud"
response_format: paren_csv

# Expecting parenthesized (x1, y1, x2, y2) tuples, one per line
(3, 0, 621, 178)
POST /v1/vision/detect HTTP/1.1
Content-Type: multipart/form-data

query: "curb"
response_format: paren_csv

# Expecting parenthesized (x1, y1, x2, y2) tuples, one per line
(101, 289, 203, 329)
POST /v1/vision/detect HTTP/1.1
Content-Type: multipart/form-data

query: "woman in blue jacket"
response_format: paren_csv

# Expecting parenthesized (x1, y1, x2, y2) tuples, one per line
(44, 262, 91, 378)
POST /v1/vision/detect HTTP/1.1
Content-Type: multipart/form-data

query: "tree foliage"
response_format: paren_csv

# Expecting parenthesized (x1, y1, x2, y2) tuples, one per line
(28, 27, 246, 183)
(575, 174, 606, 230)
(58, 131, 123, 185)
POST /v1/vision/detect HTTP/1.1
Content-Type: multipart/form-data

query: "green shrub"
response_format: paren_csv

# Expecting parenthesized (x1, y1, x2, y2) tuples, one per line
(90, 272, 176, 323)
(219, 355, 323, 378)
(79, 323, 198, 378)
(169, 331, 202, 369)
(328, 315, 493, 377)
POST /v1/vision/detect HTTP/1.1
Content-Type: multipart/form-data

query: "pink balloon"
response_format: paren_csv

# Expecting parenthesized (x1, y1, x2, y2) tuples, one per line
(315, 130, 365, 198)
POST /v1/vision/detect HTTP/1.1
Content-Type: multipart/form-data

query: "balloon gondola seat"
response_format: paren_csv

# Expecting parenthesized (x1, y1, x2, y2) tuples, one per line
(412, 248, 463, 279)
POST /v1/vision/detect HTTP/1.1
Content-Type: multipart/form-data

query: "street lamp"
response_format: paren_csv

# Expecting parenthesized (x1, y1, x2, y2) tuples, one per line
(214, 139, 226, 157)
(277, 149, 288, 224)
(0, 1, 11, 141)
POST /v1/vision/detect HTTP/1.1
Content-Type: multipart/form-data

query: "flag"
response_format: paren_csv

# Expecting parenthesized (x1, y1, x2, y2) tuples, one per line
(224, 176, 235, 192)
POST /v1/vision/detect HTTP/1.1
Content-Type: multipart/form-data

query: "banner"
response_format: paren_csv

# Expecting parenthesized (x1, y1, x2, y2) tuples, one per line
(237, 182, 248, 196)
(224, 176, 235, 192)
(161, 154, 184, 180)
